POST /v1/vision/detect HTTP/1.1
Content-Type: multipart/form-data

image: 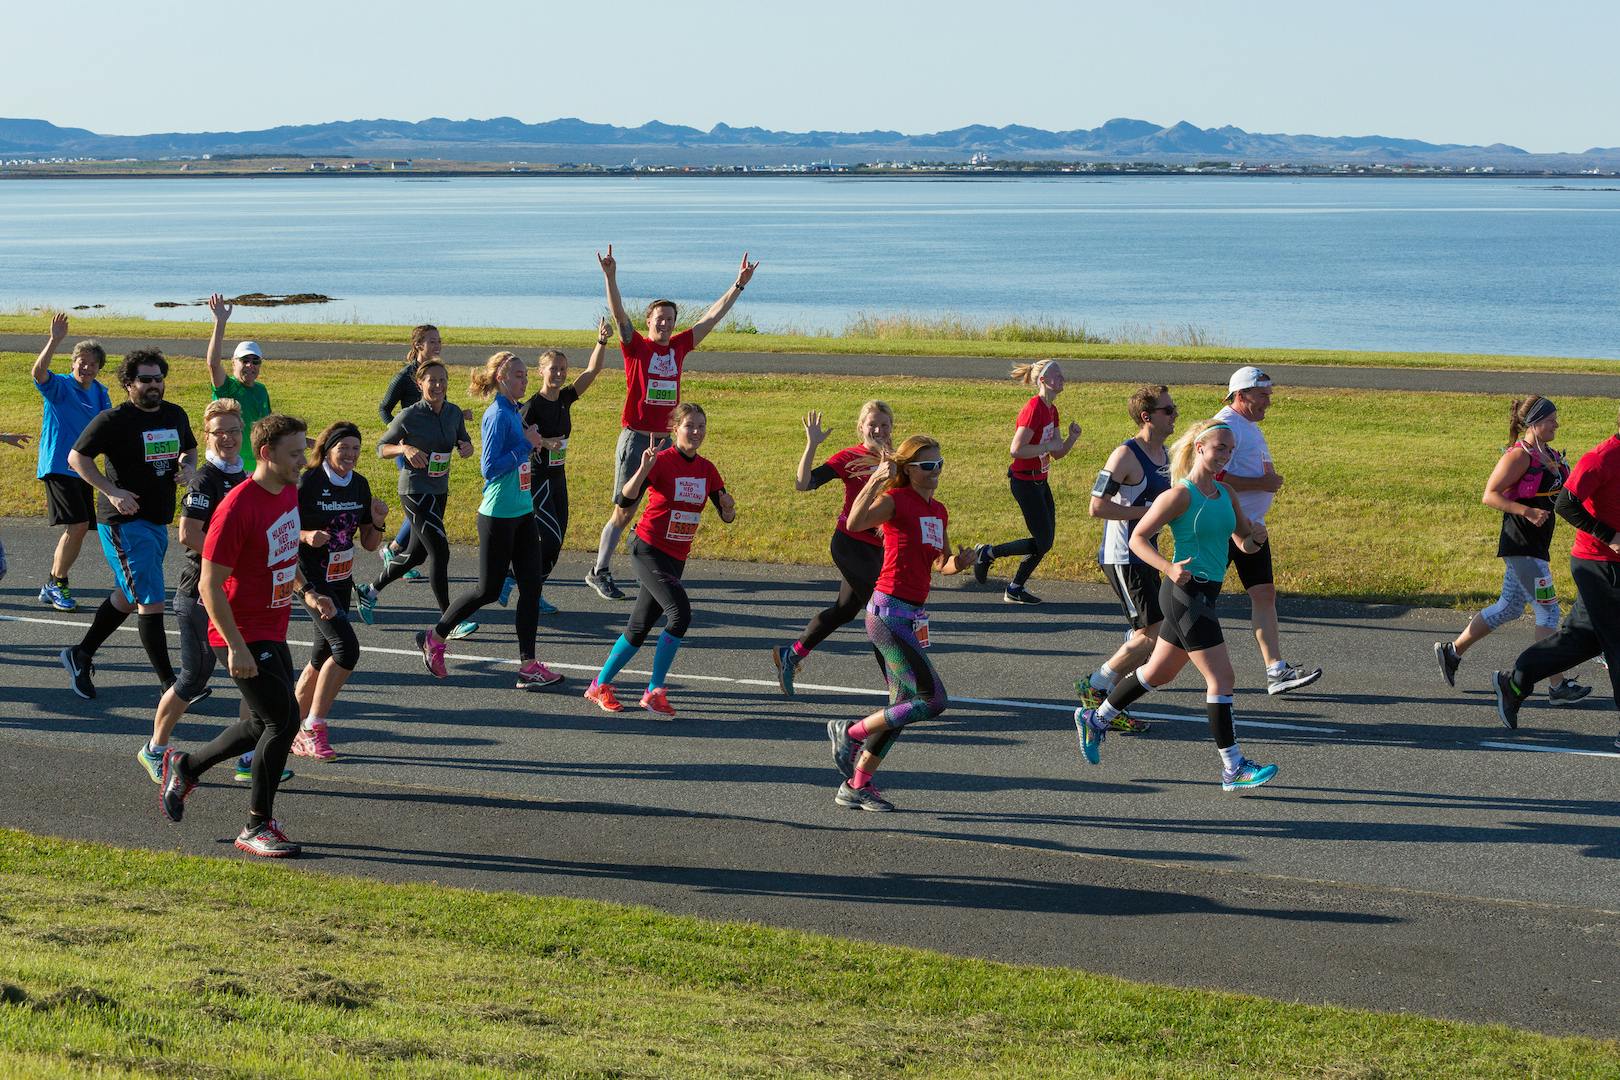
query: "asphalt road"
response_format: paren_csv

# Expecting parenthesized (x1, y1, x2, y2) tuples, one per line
(2, 333, 1615, 396)
(0, 519, 1616, 1037)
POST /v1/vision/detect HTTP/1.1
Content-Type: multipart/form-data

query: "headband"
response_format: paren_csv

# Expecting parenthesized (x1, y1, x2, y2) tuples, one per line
(1523, 397, 1557, 427)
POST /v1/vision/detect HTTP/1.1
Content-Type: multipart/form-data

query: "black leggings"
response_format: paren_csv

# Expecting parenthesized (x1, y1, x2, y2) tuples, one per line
(990, 475, 1056, 586)
(799, 531, 884, 652)
(437, 513, 541, 660)
(626, 537, 691, 646)
(306, 587, 360, 672)
(532, 470, 569, 584)
(185, 641, 298, 821)
(1512, 556, 1620, 709)
(378, 492, 451, 612)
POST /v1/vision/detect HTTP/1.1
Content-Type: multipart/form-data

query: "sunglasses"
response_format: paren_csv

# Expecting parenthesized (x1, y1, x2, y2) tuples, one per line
(1154, 405, 1179, 416)
(909, 460, 944, 473)
(134, 374, 165, 384)
(237, 357, 263, 366)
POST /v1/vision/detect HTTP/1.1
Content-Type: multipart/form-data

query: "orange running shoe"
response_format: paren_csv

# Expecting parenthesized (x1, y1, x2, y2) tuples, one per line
(584, 681, 623, 713)
(640, 687, 676, 718)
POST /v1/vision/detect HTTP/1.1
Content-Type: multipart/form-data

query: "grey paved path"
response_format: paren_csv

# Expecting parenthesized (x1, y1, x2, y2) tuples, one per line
(2, 334, 1614, 396)
(0, 520, 1616, 1037)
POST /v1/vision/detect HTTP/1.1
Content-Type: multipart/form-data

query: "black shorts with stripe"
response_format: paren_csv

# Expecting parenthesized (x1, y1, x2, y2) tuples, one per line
(1103, 561, 1163, 631)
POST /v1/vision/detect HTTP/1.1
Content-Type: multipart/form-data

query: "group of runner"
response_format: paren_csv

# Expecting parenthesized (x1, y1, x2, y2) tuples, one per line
(20, 247, 1619, 853)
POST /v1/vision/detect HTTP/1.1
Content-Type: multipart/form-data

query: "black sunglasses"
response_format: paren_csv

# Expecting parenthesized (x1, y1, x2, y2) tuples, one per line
(134, 374, 165, 384)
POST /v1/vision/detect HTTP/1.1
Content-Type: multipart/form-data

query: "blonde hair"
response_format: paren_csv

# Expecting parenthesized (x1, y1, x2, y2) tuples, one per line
(1010, 359, 1056, 386)
(202, 398, 242, 433)
(886, 434, 941, 492)
(536, 348, 568, 371)
(468, 351, 522, 398)
(857, 399, 893, 427)
(1168, 419, 1229, 485)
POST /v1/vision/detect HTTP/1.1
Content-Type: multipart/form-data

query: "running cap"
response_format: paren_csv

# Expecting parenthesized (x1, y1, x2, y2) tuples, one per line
(1225, 366, 1272, 399)
(232, 341, 264, 361)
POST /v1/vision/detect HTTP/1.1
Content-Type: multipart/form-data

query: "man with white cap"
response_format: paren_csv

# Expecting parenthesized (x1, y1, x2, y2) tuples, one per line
(205, 293, 272, 472)
(1212, 366, 1322, 695)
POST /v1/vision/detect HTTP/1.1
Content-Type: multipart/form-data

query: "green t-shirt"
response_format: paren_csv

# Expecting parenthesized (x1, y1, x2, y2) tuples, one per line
(212, 376, 271, 469)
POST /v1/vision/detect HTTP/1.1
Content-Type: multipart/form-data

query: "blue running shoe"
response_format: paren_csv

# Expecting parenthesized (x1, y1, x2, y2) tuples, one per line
(136, 743, 164, 784)
(355, 583, 378, 625)
(1074, 706, 1107, 765)
(446, 620, 479, 641)
(403, 568, 425, 582)
(772, 645, 799, 697)
(498, 574, 516, 606)
(234, 754, 295, 783)
(40, 581, 77, 612)
(537, 594, 558, 615)
(1221, 758, 1278, 792)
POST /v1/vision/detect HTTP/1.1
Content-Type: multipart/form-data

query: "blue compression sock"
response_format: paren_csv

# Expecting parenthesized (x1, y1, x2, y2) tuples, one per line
(595, 634, 640, 686)
(648, 631, 684, 690)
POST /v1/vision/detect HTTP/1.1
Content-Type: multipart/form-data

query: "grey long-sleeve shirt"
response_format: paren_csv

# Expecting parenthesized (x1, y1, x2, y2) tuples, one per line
(378, 399, 472, 495)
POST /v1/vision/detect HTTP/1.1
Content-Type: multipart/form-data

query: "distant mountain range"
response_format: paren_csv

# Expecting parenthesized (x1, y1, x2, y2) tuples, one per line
(3, 115, 1616, 168)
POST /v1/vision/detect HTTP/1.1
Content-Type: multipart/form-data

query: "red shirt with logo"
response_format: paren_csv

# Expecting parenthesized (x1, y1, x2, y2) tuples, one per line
(1010, 395, 1059, 481)
(621, 329, 695, 433)
(824, 445, 883, 547)
(635, 447, 726, 560)
(202, 477, 302, 647)
(876, 486, 950, 605)
(1566, 435, 1620, 564)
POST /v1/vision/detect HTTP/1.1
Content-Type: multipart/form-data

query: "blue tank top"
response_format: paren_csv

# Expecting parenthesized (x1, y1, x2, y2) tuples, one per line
(1099, 439, 1172, 566)
(1168, 478, 1236, 583)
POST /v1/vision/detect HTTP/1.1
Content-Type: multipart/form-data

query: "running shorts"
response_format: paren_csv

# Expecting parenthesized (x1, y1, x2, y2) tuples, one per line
(1104, 561, 1164, 631)
(42, 474, 95, 527)
(1226, 537, 1274, 590)
(97, 519, 169, 606)
(1159, 576, 1224, 653)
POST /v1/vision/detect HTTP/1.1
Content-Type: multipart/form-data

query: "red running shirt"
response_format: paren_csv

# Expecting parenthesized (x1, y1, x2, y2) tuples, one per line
(825, 445, 883, 547)
(202, 477, 302, 647)
(620, 329, 695, 433)
(875, 486, 950, 606)
(635, 447, 726, 560)
(1010, 395, 1059, 481)
(1565, 435, 1620, 564)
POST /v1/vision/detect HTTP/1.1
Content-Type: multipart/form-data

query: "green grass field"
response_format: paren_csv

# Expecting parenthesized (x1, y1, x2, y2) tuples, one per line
(0, 311, 1613, 374)
(0, 829, 1613, 1078)
(4, 351, 1615, 607)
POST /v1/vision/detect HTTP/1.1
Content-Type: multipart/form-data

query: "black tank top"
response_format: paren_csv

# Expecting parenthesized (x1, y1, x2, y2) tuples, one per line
(1498, 441, 1566, 560)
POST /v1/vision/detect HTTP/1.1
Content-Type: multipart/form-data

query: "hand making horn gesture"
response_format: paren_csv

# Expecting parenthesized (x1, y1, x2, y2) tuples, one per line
(734, 252, 760, 290)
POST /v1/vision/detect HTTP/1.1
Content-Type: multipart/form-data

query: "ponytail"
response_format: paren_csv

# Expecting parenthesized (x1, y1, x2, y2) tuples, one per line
(1168, 419, 1228, 485)
(469, 351, 521, 398)
(886, 435, 941, 492)
(1009, 359, 1055, 386)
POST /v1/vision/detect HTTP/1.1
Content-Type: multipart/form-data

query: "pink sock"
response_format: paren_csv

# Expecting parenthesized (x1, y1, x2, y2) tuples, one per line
(851, 767, 874, 790)
(848, 719, 870, 742)
(791, 641, 810, 660)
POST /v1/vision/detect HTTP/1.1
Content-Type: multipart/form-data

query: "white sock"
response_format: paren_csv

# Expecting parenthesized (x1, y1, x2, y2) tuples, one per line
(1219, 743, 1244, 771)
(1096, 700, 1120, 722)
(303, 715, 323, 731)
(147, 741, 167, 756)
(1267, 660, 1288, 677)
(1093, 664, 1119, 693)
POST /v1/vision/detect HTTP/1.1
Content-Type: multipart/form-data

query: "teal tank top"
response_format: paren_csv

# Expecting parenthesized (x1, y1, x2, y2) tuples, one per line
(1168, 478, 1236, 582)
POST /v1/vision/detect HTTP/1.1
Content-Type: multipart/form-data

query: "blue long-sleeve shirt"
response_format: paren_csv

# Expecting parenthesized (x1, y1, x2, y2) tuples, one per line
(478, 395, 532, 517)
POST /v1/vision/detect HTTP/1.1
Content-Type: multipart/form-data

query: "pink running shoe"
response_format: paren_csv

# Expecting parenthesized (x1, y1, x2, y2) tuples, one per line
(417, 629, 448, 678)
(583, 681, 623, 713)
(290, 729, 316, 759)
(516, 660, 564, 689)
(304, 721, 337, 761)
(640, 687, 677, 718)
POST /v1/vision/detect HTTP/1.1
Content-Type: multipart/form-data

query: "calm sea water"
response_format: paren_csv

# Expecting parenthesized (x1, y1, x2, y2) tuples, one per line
(2, 175, 1617, 357)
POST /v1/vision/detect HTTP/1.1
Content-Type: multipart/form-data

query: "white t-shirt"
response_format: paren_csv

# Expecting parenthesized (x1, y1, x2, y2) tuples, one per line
(1213, 405, 1274, 523)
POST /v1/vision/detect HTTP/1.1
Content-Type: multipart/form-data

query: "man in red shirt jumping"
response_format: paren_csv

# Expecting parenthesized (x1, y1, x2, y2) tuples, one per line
(584, 244, 758, 600)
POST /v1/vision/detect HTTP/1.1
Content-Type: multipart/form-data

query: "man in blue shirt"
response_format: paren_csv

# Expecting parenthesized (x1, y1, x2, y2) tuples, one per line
(32, 314, 112, 611)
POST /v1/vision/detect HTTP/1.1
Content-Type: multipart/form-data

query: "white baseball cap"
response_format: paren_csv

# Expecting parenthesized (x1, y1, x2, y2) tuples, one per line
(232, 341, 264, 361)
(1225, 366, 1272, 399)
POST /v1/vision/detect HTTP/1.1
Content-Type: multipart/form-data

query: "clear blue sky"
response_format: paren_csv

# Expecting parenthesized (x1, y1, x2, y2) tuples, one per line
(7, 0, 1615, 153)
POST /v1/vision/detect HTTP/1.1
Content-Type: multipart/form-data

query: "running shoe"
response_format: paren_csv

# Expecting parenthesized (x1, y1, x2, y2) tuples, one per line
(1492, 670, 1527, 731)
(771, 645, 799, 696)
(403, 568, 425, 582)
(234, 819, 301, 858)
(60, 646, 95, 700)
(640, 687, 677, 718)
(516, 660, 564, 689)
(1004, 585, 1042, 605)
(1073, 706, 1107, 765)
(417, 629, 448, 678)
(292, 721, 337, 761)
(537, 594, 559, 615)
(1221, 758, 1278, 792)
(1109, 711, 1151, 735)
(583, 680, 623, 713)
(445, 620, 479, 641)
(835, 781, 894, 812)
(378, 544, 398, 569)
(1266, 663, 1323, 695)
(1075, 674, 1105, 709)
(1074, 676, 1147, 731)
(585, 568, 626, 601)
(136, 743, 164, 784)
(39, 582, 77, 612)
(233, 755, 294, 783)
(498, 574, 516, 606)
(355, 583, 379, 625)
(1547, 677, 1593, 705)
(1434, 641, 1461, 688)
(827, 718, 858, 778)
(971, 544, 992, 586)
(158, 749, 195, 823)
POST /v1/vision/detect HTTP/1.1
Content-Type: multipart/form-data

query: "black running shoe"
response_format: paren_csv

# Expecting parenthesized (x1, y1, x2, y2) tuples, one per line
(60, 646, 95, 700)
(1547, 677, 1592, 706)
(971, 544, 992, 586)
(835, 781, 894, 812)
(1434, 642, 1460, 688)
(1004, 585, 1042, 605)
(586, 568, 627, 601)
(159, 749, 196, 823)
(234, 819, 301, 858)
(827, 718, 857, 779)
(1492, 670, 1527, 730)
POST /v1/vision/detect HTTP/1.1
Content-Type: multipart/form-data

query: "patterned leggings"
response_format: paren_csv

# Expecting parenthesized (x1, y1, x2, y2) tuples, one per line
(864, 592, 949, 759)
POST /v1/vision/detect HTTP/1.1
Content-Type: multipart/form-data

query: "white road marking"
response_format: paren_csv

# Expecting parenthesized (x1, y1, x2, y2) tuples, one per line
(1479, 741, 1620, 759)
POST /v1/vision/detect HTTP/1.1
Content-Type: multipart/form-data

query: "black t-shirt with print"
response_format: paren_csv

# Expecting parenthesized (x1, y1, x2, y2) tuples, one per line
(72, 401, 197, 526)
(297, 468, 374, 599)
(175, 461, 248, 598)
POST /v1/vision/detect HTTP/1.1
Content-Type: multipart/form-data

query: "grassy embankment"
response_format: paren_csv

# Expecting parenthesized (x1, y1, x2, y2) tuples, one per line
(0, 311, 1614, 374)
(0, 829, 1614, 1078)
(3, 353, 1615, 607)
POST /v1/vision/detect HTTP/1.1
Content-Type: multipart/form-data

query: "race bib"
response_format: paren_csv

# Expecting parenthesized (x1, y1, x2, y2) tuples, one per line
(518, 460, 532, 492)
(266, 509, 300, 564)
(1039, 422, 1056, 472)
(326, 547, 354, 583)
(674, 475, 706, 505)
(912, 616, 930, 649)
(142, 428, 181, 462)
(645, 378, 678, 406)
(269, 564, 297, 608)
(665, 509, 702, 543)
(547, 438, 568, 467)
(918, 516, 945, 550)
(427, 451, 452, 478)
(647, 351, 678, 378)
(1534, 577, 1557, 603)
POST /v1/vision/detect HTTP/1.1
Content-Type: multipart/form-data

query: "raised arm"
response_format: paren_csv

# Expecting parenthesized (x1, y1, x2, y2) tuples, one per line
(689, 252, 760, 347)
(795, 411, 833, 490)
(205, 293, 232, 390)
(32, 313, 68, 385)
(572, 317, 612, 397)
(598, 245, 634, 342)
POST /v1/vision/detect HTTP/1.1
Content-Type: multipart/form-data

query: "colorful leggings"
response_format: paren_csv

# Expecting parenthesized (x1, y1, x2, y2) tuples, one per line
(864, 592, 948, 759)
